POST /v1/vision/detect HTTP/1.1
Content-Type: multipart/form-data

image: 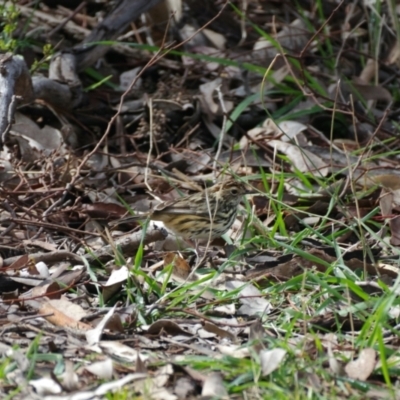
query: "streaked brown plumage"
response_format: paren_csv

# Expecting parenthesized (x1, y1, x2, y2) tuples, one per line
(115, 180, 249, 240)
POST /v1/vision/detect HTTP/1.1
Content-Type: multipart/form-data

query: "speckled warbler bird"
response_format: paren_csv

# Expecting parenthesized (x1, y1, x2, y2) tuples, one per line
(113, 179, 251, 240)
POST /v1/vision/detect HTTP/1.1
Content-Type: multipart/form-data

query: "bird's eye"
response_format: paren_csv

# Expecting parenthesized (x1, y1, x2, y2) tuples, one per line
(231, 188, 239, 195)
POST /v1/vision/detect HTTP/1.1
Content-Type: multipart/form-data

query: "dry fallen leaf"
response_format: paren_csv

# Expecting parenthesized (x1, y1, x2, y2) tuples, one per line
(37, 300, 92, 331)
(201, 372, 229, 399)
(102, 266, 129, 302)
(164, 252, 191, 280)
(85, 358, 114, 380)
(226, 281, 272, 316)
(345, 348, 376, 381)
(260, 348, 287, 377)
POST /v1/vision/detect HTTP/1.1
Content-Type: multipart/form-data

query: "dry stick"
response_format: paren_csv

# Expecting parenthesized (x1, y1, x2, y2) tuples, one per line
(3, 226, 167, 267)
(144, 97, 154, 191)
(47, 1, 88, 38)
(329, 79, 341, 173)
(238, 0, 248, 46)
(2, 250, 82, 268)
(212, 85, 228, 180)
(87, 225, 168, 263)
(30, 198, 72, 241)
(174, 122, 201, 148)
(3, 95, 19, 142)
(0, 200, 17, 237)
(7, 218, 101, 236)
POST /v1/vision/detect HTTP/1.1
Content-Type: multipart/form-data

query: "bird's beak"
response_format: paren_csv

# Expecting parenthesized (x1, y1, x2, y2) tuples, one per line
(244, 186, 258, 196)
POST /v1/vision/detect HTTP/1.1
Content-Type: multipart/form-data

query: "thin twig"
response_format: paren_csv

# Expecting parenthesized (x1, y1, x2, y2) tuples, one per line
(145, 97, 154, 192)
(213, 85, 228, 179)
(47, 1, 87, 38)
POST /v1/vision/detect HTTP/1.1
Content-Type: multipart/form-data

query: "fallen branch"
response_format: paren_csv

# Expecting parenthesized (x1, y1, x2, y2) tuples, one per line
(2, 226, 168, 267)
(85, 226, 168, 263)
